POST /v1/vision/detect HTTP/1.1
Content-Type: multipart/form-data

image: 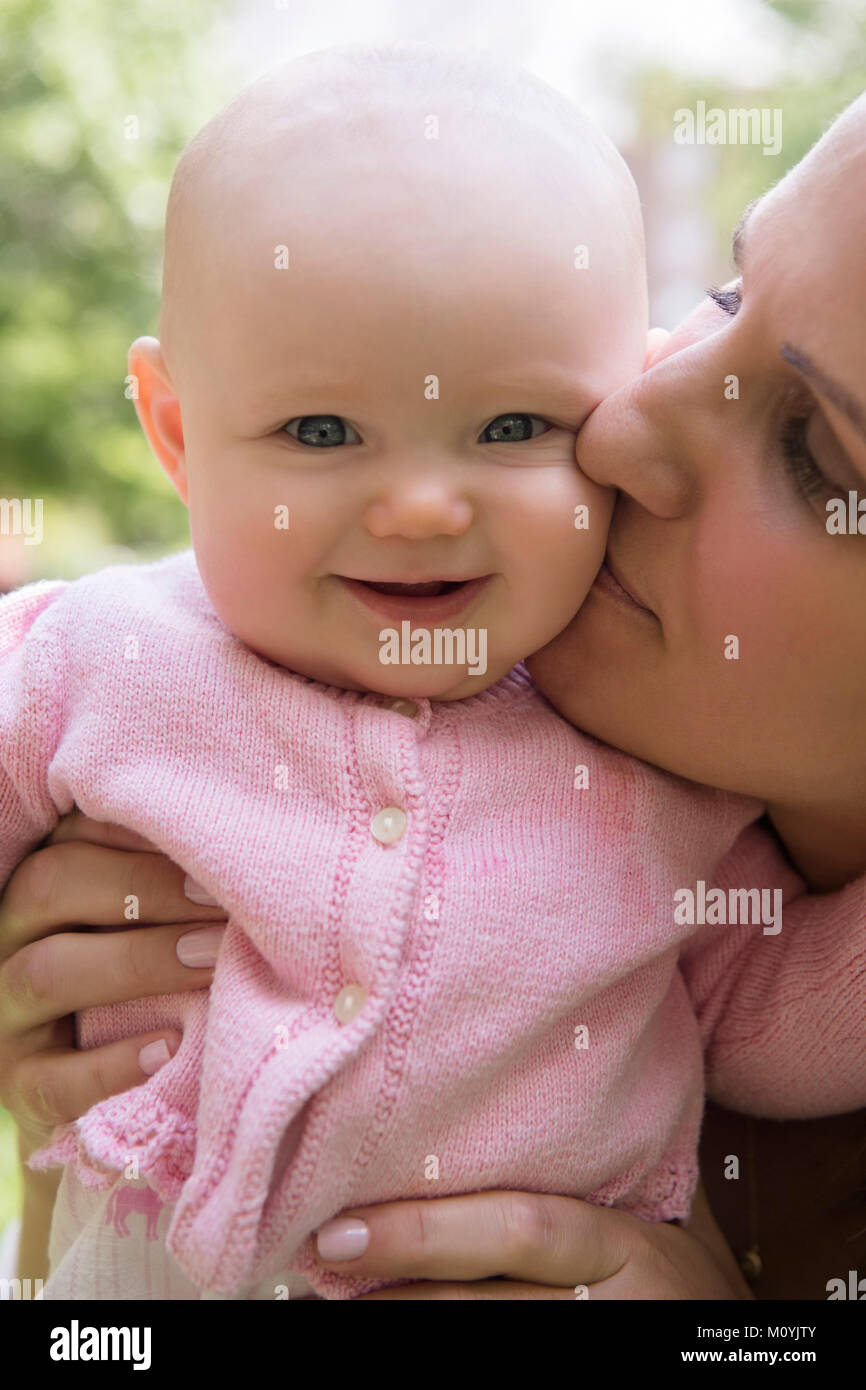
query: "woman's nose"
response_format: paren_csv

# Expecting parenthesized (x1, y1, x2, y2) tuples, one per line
(363, 473, 473, 540)
(577, 349, 717, 521)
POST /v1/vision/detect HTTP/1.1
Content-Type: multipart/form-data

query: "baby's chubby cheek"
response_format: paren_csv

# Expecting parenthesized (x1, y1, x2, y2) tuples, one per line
(571, 473, 614, 590)
(519, 473, 614, 649)
(185, 490, 311, 652)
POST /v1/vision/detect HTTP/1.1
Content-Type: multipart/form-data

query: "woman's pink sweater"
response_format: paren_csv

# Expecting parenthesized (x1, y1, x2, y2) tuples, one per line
(1, 551, 863, 1299)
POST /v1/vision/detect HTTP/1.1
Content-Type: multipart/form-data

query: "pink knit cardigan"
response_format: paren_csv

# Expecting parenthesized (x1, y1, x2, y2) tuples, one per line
(1, 551, 863, 1299)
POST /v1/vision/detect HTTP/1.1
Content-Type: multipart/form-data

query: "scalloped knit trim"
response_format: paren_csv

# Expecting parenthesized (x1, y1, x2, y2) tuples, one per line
(28, 1095, 198, 1203)
(587, 1157, 698, 1220)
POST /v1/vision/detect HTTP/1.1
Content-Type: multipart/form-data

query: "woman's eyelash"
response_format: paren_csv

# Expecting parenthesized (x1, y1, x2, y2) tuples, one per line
(779, 414, 829, 501)
(706, 284, 742, 316)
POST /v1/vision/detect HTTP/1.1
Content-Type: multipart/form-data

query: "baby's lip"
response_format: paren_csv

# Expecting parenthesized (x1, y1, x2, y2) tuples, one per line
(337, 574, 493, 621)
(340, 576, 486, 596)
(344, 575, 483, 586)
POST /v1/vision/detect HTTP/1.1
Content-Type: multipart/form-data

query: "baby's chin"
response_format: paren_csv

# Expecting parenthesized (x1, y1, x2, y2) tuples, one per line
(251, 641, 522, 702)
(313, 659, 514, 703)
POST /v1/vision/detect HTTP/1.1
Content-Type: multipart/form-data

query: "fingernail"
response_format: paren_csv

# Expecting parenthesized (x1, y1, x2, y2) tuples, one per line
(138, 1039, 171, 1075)
(315, 1218, 369, 1262)
(177, 925, 225, 967)
(183, 875, 219, 905)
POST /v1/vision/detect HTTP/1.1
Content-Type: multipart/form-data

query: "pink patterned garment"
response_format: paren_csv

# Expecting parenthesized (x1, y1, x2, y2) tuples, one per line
(1, 552, 863, 1300)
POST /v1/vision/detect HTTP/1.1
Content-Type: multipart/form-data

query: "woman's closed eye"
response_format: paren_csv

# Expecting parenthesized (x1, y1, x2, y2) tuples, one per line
(283, 415, 361, 447)
(706, 281, 852, 511)
(778, 413, 834, 503)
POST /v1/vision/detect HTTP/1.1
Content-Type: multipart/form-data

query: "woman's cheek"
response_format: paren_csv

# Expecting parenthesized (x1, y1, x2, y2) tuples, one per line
(524, 623, 585, 723)
(693, 547, 800, 690)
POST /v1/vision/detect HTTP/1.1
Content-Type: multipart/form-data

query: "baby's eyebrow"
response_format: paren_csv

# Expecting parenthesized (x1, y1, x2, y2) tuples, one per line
(250, 369, 589, 431)
(247, 383, 358, 431)
(473, 367, 594, 412)
(255, 379, 355, 405)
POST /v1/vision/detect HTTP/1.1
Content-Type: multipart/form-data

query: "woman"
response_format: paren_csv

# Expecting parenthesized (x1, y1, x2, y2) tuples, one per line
(2, 91, 864, 1300)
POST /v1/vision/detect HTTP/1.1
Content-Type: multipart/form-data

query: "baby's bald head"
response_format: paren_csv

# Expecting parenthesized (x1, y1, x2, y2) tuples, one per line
(159, 43, 644, 386)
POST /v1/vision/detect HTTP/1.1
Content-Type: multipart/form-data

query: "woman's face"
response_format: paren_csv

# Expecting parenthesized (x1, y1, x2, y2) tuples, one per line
(526, 96, 866, 821)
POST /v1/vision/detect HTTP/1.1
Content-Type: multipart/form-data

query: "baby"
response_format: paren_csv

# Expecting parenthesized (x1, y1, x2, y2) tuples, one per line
(2, 45, 863, 1301)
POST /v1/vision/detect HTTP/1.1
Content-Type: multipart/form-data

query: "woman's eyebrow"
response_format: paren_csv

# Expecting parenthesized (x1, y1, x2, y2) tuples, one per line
(781, 344, 866, 444)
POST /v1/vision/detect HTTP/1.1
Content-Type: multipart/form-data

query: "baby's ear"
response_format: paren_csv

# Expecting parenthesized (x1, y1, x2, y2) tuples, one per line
(644, 327, 671, 370)
(127, 337, 189, 505)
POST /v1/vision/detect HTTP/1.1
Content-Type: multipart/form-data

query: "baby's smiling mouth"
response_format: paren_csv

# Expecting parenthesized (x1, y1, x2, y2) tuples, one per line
(336, 574, 493, 618)
(355, 579, 465, 597)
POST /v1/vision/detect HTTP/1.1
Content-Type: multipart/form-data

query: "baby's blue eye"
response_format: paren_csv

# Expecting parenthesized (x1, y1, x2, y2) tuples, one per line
(480, 413, 551, 443)
(284, 415, 361, 447)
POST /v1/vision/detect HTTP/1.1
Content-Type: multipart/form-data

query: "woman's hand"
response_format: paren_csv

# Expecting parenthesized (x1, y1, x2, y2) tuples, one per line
(0, 810, 227, 1156)
(314, 1181, 754, 1299)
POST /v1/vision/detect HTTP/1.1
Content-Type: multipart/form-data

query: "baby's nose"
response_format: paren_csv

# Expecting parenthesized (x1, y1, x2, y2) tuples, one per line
(364, 483, 473, 539)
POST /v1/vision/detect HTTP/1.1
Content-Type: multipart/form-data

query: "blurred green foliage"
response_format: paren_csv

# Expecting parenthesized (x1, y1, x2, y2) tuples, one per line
(632, 0, 866, 280)
(0, 0, 242, 576)
(0, 1109, 20, 1239)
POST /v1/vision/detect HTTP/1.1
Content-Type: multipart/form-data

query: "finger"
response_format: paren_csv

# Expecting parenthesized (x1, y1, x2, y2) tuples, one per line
(0, 921, 222, 1030)
(581, 1217, 751, 1302)
(0, 841, 226, 955)
(11, 1030, 184, 1136)
(354, 1280, 572, 1300)
(314, 1191, 635, 1288)
(42, 810, 161, 854)
(680, 1177, 752, 1293)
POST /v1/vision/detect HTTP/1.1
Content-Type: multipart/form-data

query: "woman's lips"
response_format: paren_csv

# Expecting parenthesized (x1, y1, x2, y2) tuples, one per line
(338, 575, 493, 622)
(592, 561, 656, 615)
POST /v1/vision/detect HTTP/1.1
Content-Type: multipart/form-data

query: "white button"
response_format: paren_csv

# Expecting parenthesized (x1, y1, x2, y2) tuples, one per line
(371, 807, 407, 844)
(334, 983, 367, 1023)
(383, 697, 418, 718)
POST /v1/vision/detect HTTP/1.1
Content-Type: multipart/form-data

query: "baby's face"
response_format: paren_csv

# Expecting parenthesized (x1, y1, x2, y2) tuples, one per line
(148, 106, 647, 699)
